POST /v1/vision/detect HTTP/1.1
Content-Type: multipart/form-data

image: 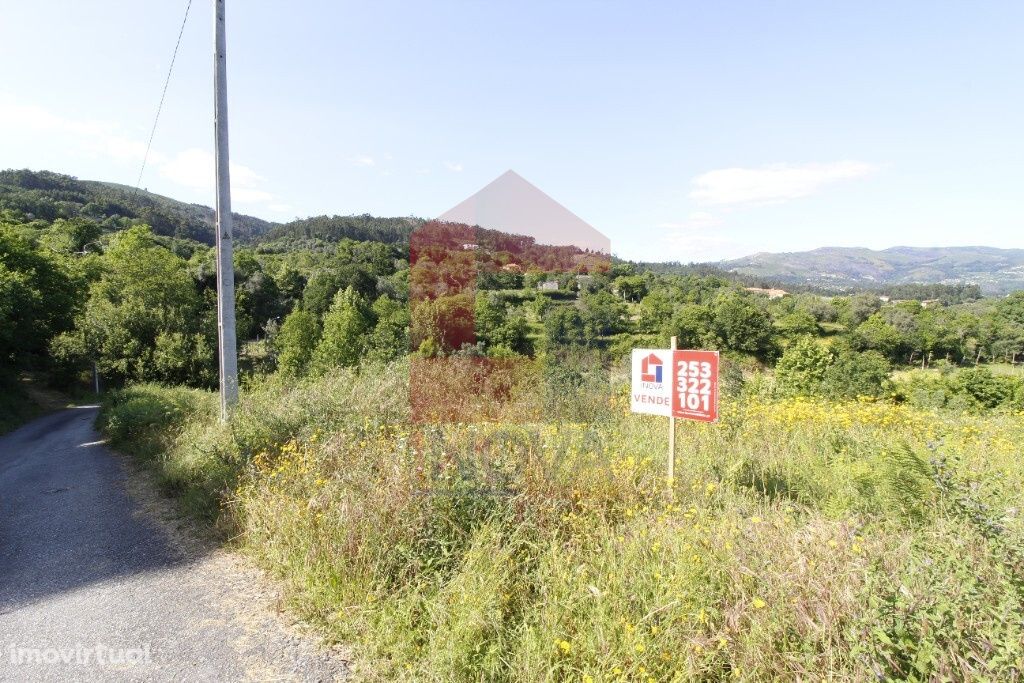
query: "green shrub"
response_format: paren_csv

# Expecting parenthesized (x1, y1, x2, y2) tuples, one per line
(775, 336, 833, 396)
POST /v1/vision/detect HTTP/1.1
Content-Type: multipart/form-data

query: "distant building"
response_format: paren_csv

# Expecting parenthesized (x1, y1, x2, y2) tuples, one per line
(501, 262, 523, 273)
(538, 280, 560, 291)
(461, 243, 478, 250)
(744, 287, 788, 299)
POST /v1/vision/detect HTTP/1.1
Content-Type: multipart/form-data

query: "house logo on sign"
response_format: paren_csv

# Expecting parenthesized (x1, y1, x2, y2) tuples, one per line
(640, 353, 663, 384)
(631, 349, 672, 415)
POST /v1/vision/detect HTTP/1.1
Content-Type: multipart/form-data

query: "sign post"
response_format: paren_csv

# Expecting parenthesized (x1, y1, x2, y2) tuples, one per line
(631, 344, 720, 489)
(668, 336, 677, 488)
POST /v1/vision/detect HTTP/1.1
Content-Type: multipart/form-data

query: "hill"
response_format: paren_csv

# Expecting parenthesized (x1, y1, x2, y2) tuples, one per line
(255, 213, 422, 249)
(718, 245, 1024, 294)
(0, 169, 277, 244)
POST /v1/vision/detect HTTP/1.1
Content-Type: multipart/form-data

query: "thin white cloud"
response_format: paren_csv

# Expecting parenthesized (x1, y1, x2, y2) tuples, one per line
(659, 211, 722, 231)
(657, 212, 755, 262)
(690, 161, 877, 206)
(444, 161, 464, 172)
(1, 95, 283, 210)
(158, 148, 274, 203)
(0, 95, 159, 164)
(351, 155, 376, 167)
(662, 229, 753, 263)
(267, 203, 294, 214)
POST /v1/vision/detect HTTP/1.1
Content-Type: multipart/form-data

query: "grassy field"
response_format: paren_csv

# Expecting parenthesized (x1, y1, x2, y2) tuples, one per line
(99, 361, 1024, 681)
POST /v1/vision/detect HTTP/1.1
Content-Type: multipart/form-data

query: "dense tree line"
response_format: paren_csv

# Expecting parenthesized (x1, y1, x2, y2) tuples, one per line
(3, 186, 1024, 413)
(0, 169, 275, 244)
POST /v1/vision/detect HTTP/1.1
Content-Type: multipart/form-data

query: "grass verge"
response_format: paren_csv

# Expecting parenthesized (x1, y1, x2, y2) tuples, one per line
(99, 361, 1024, 681)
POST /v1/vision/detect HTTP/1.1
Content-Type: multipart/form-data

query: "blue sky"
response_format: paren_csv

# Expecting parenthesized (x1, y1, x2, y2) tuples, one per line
(1, 1, 1021, 262)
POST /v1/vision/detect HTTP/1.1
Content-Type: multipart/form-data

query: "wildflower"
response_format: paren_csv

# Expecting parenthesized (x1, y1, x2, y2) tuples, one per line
(752, 597, 767, 610)
(557, 640, 571, 654)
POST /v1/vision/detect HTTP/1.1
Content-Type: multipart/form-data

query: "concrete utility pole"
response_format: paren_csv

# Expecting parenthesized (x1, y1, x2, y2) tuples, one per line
(214, 0, 239, 420)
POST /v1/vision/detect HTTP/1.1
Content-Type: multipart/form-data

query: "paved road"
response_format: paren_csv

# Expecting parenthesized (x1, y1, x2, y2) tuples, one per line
(0, 407, 349, 682)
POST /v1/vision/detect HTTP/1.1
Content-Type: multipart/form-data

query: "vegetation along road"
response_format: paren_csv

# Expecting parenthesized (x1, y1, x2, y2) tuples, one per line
(0, 407, 348, 682)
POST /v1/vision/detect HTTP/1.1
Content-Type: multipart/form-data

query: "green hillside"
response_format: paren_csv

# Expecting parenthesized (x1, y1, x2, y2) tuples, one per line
(0, 169, 277, 244)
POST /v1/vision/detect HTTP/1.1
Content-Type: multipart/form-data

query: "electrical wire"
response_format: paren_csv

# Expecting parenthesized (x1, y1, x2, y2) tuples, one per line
(134, 0, 194, 194)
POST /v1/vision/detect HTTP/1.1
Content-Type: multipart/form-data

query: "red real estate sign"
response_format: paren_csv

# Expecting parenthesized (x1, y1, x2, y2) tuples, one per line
(671, 350, 719, 423)
(631, 348, 720, 423)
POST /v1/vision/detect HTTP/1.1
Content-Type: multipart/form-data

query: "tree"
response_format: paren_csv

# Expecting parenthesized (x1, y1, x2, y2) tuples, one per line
(844, 293, 882, 327)
(822, 349, 890, 399)
(366, 295, 409, 362)
(614, 275, 647, 302)
(236, 270, 283, 339)
(854, 313, 905, 360)
(776, 310, 819, 339)
(996, 292, 1024, 327)
(275, 309, 321, 376)
(302, 265, 377, 317)
(637, 291, 674, 334)
(0, 227, 80, 366)
(712, 292, 775, 357)
(668, 303, 715, 349)
(50, 226, 213, 386)
(775, 336, 834, 396)
(580, 291, 626, 338)
(39, 217, 102, 255)
(313, 287, 372, 370)
(410, 293, 474, 354)
(474, 292, 508, 345)
(543, 306, 586, 347)
(490, 314, 532, 356)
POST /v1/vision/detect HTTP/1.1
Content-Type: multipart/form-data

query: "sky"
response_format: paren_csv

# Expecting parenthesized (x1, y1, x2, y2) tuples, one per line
(1, 0, 1021, 262)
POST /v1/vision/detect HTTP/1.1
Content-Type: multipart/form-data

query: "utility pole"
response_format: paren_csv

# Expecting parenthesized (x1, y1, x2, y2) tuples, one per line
(214, 0, 239, 420)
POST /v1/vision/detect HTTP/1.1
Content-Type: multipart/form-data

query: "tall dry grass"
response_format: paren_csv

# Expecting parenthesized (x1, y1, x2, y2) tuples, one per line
(100, 360, 1024, 681)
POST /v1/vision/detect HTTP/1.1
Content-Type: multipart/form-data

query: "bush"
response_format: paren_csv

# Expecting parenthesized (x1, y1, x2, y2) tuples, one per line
(775, 336, 833, 396)
(893, 368, 1024, 412)
(822, 349, 891, 399)
(275, 309, 321, 376)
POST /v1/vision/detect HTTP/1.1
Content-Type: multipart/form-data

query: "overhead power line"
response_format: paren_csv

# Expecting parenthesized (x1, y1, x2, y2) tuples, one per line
(134, 0, 194, 194)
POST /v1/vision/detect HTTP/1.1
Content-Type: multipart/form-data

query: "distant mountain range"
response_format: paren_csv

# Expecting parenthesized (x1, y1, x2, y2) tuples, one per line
(718, 246, 1024, 294)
